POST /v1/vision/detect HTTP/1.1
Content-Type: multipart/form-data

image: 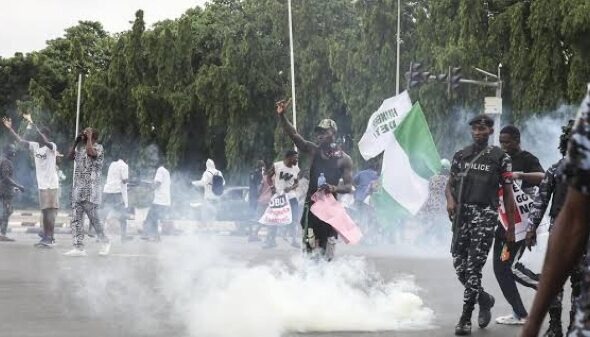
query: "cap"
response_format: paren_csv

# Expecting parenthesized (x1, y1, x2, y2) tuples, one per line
(315, 119, 338, 133)
(468, 114, 494, 127)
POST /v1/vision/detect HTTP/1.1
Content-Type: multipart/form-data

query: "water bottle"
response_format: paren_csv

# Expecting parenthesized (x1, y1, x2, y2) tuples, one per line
(317, 172, 326, 189)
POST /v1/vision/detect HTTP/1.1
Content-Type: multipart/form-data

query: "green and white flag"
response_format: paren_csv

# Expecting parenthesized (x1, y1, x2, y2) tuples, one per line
(358, 91, 441, 223)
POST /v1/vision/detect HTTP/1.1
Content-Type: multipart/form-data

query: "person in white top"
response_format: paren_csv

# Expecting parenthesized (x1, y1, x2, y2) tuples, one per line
(2, 117, 59, 247)
(192, 158, 225, 223)
(102, 152, 129, 241)
(263, 150, 300, 249)
(142, 159, 171, 241)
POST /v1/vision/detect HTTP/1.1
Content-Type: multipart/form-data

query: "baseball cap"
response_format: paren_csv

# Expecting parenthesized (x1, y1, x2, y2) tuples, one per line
(315, 119, 338, 133)
(468, 114, 494, 127)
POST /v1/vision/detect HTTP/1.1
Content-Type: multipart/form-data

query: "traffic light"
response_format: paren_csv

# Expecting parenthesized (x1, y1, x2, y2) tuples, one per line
(405, 62, 430, 89)
(447, 66, 462, 96)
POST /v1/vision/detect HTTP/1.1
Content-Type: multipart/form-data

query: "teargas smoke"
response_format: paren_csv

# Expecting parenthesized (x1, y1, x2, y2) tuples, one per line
(56, 237, 434, 337)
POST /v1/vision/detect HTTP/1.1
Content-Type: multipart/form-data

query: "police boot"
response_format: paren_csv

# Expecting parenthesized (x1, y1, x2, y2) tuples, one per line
(542, 308, 563, 337)
(455, 309, 472, 336)
(478, 292, 495, 328)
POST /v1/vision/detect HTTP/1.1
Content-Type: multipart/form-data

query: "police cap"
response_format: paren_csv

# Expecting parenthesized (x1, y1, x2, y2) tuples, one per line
(468, 114, 494, 127)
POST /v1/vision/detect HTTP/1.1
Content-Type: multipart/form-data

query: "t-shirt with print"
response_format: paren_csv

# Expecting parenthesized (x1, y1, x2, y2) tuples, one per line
(29, 142, 59, 190)
(72, 143, 104, 204)
(273, 161, 300, 200)
(153, 166, 171, 206)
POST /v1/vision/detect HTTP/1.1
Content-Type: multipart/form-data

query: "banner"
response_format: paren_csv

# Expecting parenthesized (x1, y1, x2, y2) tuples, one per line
(310, 192, 362, 244)
(498, 182, 533, 242)
(258, 194, 292, 226)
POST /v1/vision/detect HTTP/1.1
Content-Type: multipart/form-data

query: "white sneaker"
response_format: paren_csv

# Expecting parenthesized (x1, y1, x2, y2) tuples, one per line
(98, 242, 111, 256)
(495, 314, 526, 325)
(64, 248, 88, 257)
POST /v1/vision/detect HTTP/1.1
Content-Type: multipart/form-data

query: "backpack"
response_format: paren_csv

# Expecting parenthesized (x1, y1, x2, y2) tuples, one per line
(210, 171, 224, 196)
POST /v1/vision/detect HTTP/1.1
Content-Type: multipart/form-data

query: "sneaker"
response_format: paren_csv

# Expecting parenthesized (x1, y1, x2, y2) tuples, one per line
(98, 242, 111, 256)
(478, 293, 495, 328)
(35, 238, 54, 248)
(495, 314, 526, 325)
(64, 248, 88, 257)
(0, 235, 15, 242)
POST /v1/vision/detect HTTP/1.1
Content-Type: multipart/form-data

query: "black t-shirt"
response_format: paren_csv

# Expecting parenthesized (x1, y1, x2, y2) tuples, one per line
(510, 150, 544, 189)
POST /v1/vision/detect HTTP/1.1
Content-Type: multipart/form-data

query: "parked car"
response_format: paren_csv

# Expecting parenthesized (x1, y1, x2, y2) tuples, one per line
(189, 186, 252, 222)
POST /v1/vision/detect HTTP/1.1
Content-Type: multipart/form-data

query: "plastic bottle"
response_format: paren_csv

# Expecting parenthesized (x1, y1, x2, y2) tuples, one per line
(317, 172, 326, 188)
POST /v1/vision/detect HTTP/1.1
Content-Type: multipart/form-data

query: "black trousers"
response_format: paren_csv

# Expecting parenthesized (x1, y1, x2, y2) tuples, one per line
(493, 226, 539, 318)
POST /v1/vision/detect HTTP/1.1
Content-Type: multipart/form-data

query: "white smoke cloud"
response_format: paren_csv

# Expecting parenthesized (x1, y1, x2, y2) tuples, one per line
(55, 237, 434, 337)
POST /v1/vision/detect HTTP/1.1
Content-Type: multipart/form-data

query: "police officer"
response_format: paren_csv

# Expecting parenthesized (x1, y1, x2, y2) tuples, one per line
(446, 114, 517, 336)
(525, 120, 579, 337)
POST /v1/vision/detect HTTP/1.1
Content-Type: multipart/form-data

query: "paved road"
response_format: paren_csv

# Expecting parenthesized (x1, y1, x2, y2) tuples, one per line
(0, 233, 556, 337)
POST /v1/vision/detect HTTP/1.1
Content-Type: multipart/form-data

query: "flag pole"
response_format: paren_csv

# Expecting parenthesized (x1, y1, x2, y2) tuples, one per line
(72, 73, 82, 188)
(288, 0, 297, 130)
(395, 0, 401, 95)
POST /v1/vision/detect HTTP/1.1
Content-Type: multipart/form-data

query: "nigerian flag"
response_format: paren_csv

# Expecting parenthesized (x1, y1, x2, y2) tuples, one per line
(358, 91, 441, 226)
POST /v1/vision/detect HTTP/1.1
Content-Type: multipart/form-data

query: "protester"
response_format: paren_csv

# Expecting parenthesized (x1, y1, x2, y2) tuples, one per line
(352, 161, 379, 243)
(0, 144, 25, 242)
(2, 117, 59, 247)
(524, 120, 577, 336)
(276, 99, 353, 260)
(192, 158, 225, 222)
(102, 150, 130, 242)
(249, 160, 265, 214)
(64, 127, 110, 256)
(445, 114, 516, 335)
(263, 150, 300, 249)
(493, 125, 544, 325)
(520, 88, 590, 337)
(142, 158, 171, 241)
(248, 162, 274, 242)
(418, 158, 451, 244)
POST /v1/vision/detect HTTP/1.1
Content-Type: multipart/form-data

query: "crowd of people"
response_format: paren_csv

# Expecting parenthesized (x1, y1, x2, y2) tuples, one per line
(1, 83, 590, 337)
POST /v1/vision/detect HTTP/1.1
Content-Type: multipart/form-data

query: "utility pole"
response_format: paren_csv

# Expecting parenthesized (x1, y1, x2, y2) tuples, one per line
(395, 0, 401, 95)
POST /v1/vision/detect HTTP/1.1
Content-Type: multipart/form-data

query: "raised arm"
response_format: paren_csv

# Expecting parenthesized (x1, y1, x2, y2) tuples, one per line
(276, 100, 317, 154)
(2, 118, 29, 146)
(32, 124, 53, 150)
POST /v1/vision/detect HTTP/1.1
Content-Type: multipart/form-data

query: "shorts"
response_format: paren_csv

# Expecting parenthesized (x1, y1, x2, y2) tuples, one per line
(39, 189, 59, 210)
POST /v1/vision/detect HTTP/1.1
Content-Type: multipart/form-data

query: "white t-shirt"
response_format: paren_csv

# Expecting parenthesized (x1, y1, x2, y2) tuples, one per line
(29, 142, 59, 190)
(153, 166, 171, 206)
(273, 161, 300, 200)
(103, 159, 129, 207)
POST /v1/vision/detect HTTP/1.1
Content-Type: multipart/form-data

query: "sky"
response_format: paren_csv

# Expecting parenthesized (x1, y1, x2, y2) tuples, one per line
(0, 0, 209, 57)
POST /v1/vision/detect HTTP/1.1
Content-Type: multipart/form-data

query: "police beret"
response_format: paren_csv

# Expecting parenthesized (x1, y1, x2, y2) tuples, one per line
(468, 114, 494, 127)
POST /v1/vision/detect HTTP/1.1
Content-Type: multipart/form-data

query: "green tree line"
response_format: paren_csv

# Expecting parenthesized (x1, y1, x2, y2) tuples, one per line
(1, 0, 589, 180)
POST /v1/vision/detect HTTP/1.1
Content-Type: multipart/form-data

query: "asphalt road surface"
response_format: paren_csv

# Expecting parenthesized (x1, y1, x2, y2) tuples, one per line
(0, 233, 559, 337)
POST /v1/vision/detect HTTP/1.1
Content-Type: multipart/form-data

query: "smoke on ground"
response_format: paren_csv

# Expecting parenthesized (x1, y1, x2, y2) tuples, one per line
(56, 237, 434, 337)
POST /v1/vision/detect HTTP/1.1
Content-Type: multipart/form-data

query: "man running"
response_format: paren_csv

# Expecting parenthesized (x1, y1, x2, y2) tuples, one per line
(275, 99, 353, 260)
(0, 144, 25, 242)
(102, 150, 130, 241)
(2, 117, 59, 247)
(521, 86, 590, 337)
(493, 125, 544, 325)
(64, 127, 110, 257)
(446, 114, 516, 335)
